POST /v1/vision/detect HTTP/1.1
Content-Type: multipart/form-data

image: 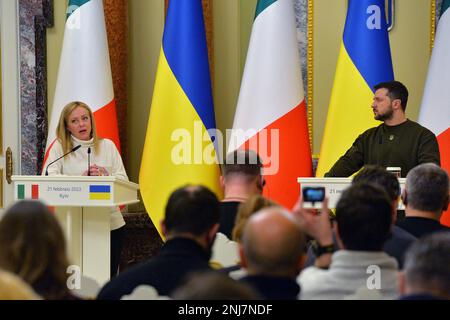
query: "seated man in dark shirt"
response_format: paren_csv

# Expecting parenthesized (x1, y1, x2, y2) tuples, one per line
(326, 81, 440, 177)
(218, 150, 265, 238)
(97, 185, 220, 299)
(397, 163, 450, 238)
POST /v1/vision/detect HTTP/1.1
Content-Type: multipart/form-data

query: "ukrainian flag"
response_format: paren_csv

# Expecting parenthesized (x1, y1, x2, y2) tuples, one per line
(89, 185, 111, 200)
(139, 0, 221, 237)
(316, 0, 394, 177)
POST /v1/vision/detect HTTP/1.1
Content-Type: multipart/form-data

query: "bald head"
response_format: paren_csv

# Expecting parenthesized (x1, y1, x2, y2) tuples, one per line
(241, 208, 306, 277)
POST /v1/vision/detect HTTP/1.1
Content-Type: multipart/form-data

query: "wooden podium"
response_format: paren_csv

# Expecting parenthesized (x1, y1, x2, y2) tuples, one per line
(11, 176, 139, 285)
(297, 177, 406, 209)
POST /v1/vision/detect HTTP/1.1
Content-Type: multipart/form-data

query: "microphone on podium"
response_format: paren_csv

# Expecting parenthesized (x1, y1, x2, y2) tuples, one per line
(87, 147, 91, 176)
(44, 145, 81, 176)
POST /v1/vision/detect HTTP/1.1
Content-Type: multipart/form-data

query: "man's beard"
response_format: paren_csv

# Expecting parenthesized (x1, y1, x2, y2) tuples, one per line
(375, 107, 394, 121)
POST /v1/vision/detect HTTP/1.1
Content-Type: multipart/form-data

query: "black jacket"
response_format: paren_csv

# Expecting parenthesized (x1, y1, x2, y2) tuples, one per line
(240, 275, 300, 300)
(397, 217, 450, 239)
(97, 238, 212, 299)
(218, 201, 241, 239)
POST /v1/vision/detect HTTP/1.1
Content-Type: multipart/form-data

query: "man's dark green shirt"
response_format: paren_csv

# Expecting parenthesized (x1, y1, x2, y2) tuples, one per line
(325, 120, 440, 177)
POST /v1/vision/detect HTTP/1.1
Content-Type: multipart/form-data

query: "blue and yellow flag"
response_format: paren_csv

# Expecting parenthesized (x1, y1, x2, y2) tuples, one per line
(139, 0, 221, 237)
(316, 0, 394, 176)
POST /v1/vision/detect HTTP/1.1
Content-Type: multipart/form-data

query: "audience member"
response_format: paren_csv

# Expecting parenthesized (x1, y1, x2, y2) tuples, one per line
(0, 200, 79, 300)
(217, 195, 278, 278)
(297, 183, 399, 299)
(397, 163, 450, 238)
(239, 207, 306, 300)
(97, 185, 220, 299)
(172, 271, 260, 300)
(352, 166, 416, 268)
(219, 150, 264, 238)
(399, 232, 450, 300)
(305, 166, 416, 268)
(232, 195, 278, 243)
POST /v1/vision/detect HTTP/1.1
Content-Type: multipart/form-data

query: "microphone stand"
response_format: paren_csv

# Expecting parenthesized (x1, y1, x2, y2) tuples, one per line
(87, 147, 91, 176)
(45, 145, 81, 176)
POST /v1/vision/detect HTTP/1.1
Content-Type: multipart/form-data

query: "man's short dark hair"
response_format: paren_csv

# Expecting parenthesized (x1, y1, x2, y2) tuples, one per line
(406, 163, 449, 213)
(353, 165, 400, 202)
(222, 150, 263, 179)
(374, 81, 409, 111)
(336, 183, 392, 251)
(404, 232, 450, 298)
(164, 185, 220, 236)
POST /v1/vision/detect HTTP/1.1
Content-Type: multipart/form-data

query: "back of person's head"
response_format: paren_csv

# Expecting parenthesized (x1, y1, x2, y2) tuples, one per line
(241, 208, 306, 277)
(404, 163, 449, 214)
(0, 269, 41, 300)
(374, 80, 409, 111)
(172, 271, 260, 300)
(353, 165, 400, 203)
(232, 195, 278, 242)
(402, 232, 450, 299)
(336, 183, 392, 251)
(164, 185, 220, 236)
(0, 200, 71, 300)
(222, 150, 264, 187)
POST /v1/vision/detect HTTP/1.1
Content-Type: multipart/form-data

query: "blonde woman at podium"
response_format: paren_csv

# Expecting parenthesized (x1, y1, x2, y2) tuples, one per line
(42, 101, 128, 277)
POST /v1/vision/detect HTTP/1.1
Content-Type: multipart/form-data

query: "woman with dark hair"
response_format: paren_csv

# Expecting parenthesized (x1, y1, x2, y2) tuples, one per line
(0, 200, 77, 299)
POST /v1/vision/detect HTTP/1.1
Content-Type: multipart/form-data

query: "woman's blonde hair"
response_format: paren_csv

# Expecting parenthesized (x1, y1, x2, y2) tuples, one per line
(56, 101, 100, 155)
(232, 195, 279, 243)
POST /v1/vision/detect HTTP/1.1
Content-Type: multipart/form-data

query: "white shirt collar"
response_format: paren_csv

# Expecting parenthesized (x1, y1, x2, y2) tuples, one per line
(71, 135, 94, 147)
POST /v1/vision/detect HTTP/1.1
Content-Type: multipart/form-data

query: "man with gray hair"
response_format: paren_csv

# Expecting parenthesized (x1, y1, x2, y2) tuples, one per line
(397, 163, 450, 238)
(399, 232, 450, 300)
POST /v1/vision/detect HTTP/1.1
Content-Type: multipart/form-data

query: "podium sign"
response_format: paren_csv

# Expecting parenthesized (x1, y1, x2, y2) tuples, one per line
(14, 176, 138, 206)
(12, 176, 139, 285)
(297, 177, 406, 209)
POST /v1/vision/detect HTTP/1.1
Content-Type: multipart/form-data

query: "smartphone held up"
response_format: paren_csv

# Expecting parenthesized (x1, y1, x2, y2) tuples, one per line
(302, 186, 326, 209)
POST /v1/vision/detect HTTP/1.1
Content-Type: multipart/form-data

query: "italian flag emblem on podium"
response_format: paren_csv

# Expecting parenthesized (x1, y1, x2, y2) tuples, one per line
(17, 184, 39, 200)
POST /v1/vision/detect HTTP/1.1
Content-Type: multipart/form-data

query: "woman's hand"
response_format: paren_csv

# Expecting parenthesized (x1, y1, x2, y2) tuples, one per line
(82, 165, 109, 176)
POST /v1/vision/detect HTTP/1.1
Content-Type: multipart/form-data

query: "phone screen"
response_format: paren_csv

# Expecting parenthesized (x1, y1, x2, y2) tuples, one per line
(303, 187, 325, 202)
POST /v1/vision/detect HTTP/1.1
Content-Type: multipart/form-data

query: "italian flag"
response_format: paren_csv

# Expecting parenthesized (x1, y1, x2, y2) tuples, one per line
(229, 0, 312, 209)
(44, 0, 120, 164)
(419, 0, 450, 226)
(17, 184, 39, 200)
